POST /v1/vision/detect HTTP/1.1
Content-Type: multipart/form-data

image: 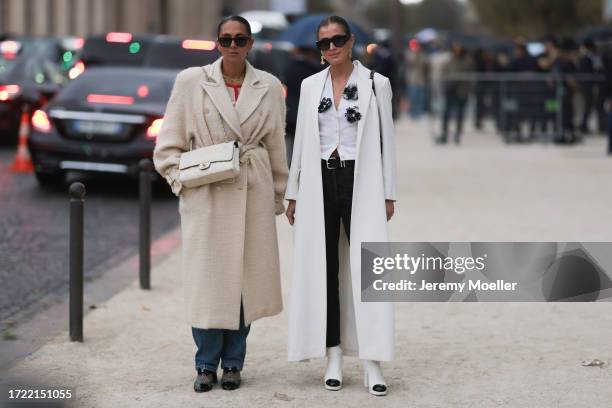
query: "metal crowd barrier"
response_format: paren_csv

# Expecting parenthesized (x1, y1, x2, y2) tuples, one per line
(431, 72, 607, 143)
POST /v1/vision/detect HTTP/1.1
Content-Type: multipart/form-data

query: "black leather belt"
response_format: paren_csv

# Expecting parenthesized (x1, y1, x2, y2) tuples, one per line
(322, 157, 355, 170)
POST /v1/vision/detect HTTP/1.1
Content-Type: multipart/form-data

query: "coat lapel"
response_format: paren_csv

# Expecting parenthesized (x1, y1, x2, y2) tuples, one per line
(200, 58, 243, 139)
(235, 61, 269, 125)
(356, 60, 373, 160)
(310, 67, 330, 142)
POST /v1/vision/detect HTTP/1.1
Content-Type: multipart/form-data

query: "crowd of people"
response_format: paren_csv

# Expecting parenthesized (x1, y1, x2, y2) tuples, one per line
(403, 35, 612, 153)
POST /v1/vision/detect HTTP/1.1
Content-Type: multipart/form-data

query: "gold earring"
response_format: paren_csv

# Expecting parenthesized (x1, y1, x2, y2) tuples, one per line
(321, 55, 325, 65)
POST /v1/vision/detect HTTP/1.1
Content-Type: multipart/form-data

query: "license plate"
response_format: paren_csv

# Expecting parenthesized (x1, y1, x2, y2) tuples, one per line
(73, 120, 122, 135)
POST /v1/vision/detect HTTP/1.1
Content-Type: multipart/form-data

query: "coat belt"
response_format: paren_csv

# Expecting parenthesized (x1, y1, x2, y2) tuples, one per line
(238, 143, 264, 165)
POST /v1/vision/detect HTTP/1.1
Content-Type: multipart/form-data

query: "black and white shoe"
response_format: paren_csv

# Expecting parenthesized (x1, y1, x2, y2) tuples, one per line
(324, 346, 343, 391)
(363, 360, 387, 396)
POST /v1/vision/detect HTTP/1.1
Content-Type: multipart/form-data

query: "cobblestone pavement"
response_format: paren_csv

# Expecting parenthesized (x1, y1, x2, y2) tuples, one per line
(0, 147, 180, 329)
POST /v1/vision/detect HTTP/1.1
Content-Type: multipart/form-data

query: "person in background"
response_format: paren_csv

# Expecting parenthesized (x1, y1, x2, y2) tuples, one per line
(601, 44, 612, 155)
(373, 39, 399, 119)
(472, 48, 487, 130)
(284, 47, 321, 166)
(552, 38, 578, 143)
(508, 42, 540, 142)
(438, 41, 473, 144)
(407, 41, 429, 119)
(427, 38, 453, 115)
(578, 39, 602, 134)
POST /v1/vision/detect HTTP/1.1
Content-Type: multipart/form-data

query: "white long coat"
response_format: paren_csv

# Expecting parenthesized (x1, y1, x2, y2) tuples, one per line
(285, 61, 397, 362)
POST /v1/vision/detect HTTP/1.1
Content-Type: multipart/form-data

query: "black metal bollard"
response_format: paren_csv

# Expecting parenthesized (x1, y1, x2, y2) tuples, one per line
(139, 158, 153, 290)
(69, 182, 85, 342)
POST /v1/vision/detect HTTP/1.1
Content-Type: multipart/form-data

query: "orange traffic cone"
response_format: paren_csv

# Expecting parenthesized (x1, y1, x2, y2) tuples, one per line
(10, 106, 34, 173)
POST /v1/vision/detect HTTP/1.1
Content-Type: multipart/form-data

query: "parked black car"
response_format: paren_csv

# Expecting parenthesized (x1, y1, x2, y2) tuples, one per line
(28, 67, 176, 187)
(143, 35, 220, 70)
(79, 32, 155, 68)
(0, 38, 66, 144)
(248, 40, 293, 82)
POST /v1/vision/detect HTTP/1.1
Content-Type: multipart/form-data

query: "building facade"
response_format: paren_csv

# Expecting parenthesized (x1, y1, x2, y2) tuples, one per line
(0, 0, 225, 38)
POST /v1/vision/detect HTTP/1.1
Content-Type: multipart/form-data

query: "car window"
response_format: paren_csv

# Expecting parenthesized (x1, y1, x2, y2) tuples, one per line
(81, 37, 151, 67)
(0, 58, 19, 81)
(27, 59, 46, 83)
(42, 60, 65, 84)
(144, 41, 220, 69)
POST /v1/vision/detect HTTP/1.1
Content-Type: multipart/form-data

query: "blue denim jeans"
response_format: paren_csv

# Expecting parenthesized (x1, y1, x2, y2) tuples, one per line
(192, 303, 251, 372)
(409, 84, 426, 118)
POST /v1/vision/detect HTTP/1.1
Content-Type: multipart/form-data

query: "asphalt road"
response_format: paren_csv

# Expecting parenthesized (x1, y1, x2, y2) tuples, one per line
(0, 146, 180, 330)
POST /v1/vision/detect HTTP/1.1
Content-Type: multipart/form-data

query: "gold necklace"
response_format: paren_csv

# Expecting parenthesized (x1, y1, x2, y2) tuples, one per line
(223, 73, 245, 84)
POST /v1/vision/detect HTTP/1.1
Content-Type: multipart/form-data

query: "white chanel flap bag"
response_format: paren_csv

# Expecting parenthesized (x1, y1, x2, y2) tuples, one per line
(178, 140, 240, 188)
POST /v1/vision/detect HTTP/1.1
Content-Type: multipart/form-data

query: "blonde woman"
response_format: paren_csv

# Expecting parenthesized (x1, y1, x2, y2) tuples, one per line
(285, 15, 397, 396)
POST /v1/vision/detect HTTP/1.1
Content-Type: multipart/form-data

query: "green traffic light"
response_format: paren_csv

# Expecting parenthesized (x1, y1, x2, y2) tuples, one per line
(129, 42, 141, 54)
(63, 51, 73, 62)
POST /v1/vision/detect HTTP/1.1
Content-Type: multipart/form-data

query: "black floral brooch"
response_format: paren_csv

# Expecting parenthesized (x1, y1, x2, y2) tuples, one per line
(343, 84, 358, 101)
(345, 106, 361, 123)
(318, 97, 332, 113)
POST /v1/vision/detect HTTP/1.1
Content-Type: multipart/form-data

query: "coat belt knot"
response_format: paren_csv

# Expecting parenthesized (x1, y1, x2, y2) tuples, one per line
(238, 143, 264, 165)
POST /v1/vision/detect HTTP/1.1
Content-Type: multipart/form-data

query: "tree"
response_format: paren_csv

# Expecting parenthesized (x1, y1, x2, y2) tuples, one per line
(470, 0, 603, 37)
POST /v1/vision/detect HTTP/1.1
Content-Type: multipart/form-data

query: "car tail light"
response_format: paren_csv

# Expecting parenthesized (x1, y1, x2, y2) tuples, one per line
(69, 60, 85, 79)
(32, 110, 51, 133)
(146, 118, 163, 139)
(74, 37, 85, 49)
(137, 85, 149, 98)
(0, 85, 20, 101)
(0, 40, 20, 58)
(182, 39, 216, 51)
(87, 94, 134, 105)
(106, 32, 133, 43)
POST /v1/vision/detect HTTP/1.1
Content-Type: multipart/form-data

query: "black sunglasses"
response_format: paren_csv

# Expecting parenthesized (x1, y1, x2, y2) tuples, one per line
(316, 34, 350, 51)
(218, 35, 251, 48)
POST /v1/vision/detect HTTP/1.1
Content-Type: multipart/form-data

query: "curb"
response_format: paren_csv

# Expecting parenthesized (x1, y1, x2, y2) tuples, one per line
(0, 226, 181, 372)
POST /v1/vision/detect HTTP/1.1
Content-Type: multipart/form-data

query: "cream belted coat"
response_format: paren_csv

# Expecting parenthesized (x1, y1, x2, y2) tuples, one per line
(285, 61, 397, 362)
(153, 58, 288, 330)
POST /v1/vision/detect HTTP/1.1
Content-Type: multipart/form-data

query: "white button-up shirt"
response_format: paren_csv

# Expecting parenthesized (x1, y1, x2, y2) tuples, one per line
(319, 62, 359, 160)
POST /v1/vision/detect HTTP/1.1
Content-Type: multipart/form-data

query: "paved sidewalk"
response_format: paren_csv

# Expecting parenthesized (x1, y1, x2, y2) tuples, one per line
(3, 119, 612, 407)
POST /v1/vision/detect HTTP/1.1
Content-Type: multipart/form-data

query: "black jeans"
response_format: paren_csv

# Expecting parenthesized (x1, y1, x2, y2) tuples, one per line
(321, 159, 354, 347)
(441, 93, 468, 142)
(608, 112, 612, 155)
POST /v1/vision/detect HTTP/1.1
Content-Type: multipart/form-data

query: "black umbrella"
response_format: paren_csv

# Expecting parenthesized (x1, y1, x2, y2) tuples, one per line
(279, 14, 371, 49)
